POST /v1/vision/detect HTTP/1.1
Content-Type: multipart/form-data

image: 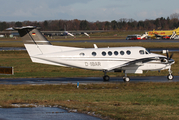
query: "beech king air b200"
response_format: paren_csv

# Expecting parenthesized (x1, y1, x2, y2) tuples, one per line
(10, 26, 175, 82)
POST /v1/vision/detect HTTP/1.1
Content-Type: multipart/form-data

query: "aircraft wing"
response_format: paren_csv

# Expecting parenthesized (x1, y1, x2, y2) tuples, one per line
(107, 57, 159, 71)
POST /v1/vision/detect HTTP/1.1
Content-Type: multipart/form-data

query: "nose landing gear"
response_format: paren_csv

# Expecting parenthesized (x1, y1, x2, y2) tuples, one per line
(167, 74, 174, 80)
(167, 68, 174, 80)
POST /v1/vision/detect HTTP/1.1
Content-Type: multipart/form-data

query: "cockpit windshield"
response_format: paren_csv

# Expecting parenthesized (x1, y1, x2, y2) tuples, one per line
(145, 49, 150, 54)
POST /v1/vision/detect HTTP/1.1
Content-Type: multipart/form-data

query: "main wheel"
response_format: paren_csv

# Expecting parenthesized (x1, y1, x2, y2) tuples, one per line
(103, 75, 110, 82)
(123, 77, 130, 82)
(167, 74, 174, 80)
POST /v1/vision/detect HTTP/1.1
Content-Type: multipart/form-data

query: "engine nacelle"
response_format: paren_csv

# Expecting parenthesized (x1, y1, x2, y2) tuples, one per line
(161, 58, 168, 63)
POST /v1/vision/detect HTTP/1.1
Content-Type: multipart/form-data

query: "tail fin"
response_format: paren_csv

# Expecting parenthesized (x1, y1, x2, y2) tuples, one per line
(174, 27, 179, 31)
(14, 26, 52, 56)
(14, 26, 51, 45)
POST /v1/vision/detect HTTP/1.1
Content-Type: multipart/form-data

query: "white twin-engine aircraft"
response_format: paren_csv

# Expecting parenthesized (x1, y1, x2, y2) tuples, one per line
(13, 26, 175, 82)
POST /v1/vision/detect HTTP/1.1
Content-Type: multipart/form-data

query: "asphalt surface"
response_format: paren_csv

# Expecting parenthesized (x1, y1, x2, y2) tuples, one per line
(0, 76, 179, 85)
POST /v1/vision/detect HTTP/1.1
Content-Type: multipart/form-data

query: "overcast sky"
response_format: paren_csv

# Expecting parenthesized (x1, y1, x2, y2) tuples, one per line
(0, 0, 179, 22)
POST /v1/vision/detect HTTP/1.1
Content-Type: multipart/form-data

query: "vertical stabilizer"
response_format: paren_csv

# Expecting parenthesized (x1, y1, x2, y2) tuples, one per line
(14, 26, 52, 56)
(174, 27, 179, 31)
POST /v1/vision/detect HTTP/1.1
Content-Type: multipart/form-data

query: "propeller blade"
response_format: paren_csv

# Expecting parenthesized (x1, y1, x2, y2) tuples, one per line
(169, 53, 173, 60)
(166, 50, 169, 59)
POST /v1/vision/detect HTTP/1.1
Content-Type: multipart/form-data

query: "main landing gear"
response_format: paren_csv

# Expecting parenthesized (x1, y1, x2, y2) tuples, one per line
(123, 73, 130, 82)
(103, 71, 110, 82)
(103, 71, 130, 82)
(103, 69, 174, 82)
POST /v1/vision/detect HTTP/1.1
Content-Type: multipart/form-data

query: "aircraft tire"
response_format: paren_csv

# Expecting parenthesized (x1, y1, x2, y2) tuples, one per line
(123, 77, 130, 82)
(103, 75, 110, 82)
(167, 74, 174, 80)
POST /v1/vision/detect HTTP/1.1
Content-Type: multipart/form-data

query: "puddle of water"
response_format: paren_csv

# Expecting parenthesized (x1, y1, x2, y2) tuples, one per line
(0, 107, 101, 120)
(0, 47, 26, 51)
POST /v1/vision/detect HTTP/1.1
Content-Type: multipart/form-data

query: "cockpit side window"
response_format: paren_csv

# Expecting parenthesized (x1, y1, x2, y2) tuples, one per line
(139, 50, 144, 54)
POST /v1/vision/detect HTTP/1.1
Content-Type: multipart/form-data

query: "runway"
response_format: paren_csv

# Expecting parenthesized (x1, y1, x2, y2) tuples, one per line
(0, 76, 179, 85)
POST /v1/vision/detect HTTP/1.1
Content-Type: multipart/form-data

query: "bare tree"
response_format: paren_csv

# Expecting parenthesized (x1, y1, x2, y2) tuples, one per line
(170, 13, 179, 20)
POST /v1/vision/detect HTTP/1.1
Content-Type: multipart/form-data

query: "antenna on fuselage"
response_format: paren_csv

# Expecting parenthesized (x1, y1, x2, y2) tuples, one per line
(94, 44, 98, 49)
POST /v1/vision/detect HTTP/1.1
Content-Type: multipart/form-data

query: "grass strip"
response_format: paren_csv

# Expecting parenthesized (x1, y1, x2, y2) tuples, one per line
(0, 82, 179, 119)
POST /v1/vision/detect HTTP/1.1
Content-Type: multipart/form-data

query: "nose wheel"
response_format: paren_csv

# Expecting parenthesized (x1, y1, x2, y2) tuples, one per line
(167, 74, 174, 80)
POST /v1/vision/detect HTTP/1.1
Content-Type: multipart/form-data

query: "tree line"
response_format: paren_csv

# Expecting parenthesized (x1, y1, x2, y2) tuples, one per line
(0, 13, 179, 31)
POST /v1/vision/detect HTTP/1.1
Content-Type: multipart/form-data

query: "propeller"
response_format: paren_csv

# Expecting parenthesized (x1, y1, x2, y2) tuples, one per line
(161, 49, 174, 63)
(164, 50, 174, 64)
(166, 50, 173, 60)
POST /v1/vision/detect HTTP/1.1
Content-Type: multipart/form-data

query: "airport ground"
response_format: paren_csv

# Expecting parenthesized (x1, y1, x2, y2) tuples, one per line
(0, 83, 179, 120)
(0, 35, 179, 119)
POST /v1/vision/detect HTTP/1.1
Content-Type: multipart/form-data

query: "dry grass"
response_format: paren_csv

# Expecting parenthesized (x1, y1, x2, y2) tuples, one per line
(0, 83, 179, 119)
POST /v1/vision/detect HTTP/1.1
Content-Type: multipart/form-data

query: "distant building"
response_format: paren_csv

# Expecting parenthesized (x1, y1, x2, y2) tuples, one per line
(9, 32, 19, 38)
(0, 35, 5, 38)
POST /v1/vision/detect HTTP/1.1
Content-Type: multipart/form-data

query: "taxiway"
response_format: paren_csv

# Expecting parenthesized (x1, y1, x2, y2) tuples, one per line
(0, 76, 179, 85)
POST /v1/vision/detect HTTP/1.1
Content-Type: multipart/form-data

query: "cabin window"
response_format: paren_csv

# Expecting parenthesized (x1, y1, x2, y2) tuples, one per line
(139, 50, 144, 54)
(102, 51, 106, 56)
(108, 51, 112, 56)
(114, 51, 118, 56)
(126, 50, 131, 55)
(92, 52, 97, 56)
(79, 53, 85, 56)
(120, 51, 124, 55)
